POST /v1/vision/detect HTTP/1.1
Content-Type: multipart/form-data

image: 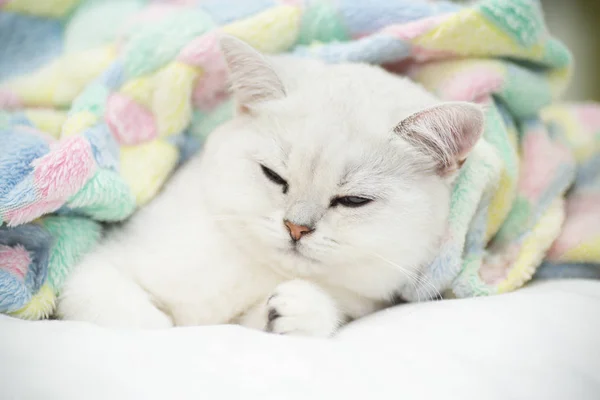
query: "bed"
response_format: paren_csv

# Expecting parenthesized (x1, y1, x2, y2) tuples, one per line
(2, 279, 599, 400)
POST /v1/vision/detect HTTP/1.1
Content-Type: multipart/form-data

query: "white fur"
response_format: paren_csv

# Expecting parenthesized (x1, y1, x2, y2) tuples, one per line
(58, 38, 484, 337)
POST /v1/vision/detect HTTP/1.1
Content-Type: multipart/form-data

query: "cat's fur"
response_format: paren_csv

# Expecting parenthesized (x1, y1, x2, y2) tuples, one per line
(58, 37, 484, 336)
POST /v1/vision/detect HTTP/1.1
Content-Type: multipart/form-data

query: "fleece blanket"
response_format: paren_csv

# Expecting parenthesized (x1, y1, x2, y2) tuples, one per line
(0, 0, 599, 318)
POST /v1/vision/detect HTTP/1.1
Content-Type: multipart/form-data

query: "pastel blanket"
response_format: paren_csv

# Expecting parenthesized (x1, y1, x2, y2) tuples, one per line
(1, 0, 599, 318)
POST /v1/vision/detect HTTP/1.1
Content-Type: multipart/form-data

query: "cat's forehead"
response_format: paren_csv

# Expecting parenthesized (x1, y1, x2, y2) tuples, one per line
(258, 107, 381, 160)
(259, 115, 400, 186)
(264, 96, 393, 144)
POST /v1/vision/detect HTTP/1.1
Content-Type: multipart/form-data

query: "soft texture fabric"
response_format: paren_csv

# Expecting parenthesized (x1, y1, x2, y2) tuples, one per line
(1, 280, 600, 400)
(0, 0, 599, 317)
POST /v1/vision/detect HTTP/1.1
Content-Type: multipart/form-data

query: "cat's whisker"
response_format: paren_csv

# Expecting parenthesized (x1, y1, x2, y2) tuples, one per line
(407, 271, 443, 302)
(348, 231, 444, 301)
(369, 252, 424, 303)
(390, 264, 441, 302)
(322, 237, 340, 245)
(418, 274, 443, 301)
(369, 251, 443, 303)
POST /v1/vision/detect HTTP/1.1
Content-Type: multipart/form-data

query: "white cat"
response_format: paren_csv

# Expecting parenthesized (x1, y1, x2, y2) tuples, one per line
(58, 36, 484, 337)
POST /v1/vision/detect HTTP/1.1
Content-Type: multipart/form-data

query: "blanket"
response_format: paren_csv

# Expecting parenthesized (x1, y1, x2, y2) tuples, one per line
(1, 0, 599, 319)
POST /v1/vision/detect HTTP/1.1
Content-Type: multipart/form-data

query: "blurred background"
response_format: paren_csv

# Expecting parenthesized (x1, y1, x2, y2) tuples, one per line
(541, 0, 599, 101)
(453, 0, 600, 102)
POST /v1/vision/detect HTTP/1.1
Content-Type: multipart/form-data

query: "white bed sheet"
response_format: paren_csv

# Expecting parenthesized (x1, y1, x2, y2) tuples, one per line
(1, 280, 600, 400)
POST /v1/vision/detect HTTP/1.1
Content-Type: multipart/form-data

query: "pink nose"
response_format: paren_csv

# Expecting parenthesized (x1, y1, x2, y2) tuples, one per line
(284, 220, 313, 241)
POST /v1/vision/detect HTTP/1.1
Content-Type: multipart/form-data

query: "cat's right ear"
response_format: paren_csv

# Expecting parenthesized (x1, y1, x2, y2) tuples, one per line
(393, 102, 484, 177)
(219, 35, 286, 114)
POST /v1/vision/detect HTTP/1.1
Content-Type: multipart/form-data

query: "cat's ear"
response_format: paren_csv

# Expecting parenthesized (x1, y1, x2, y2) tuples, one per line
(394, 102, 484, 177)
(219, 35, 286, 113)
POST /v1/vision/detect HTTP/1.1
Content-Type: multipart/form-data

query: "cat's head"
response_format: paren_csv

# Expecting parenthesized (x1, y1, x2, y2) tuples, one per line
(200, 36, 484, 289)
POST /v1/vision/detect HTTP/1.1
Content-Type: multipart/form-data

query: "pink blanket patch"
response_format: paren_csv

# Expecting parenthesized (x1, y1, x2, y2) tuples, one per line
(518, 128, 574, 203)
(0, 244, 30, 280)
(3, 199, 64, 227)
(480, 244, 520, 285)
(179, 32, 230, 110)
(177, 32, 225, 71)
(192, 70, 229, 110)
(0, 88, 22, 109)
(383, 14, 452, 41)
(384, 48, 458, 77)
(410, 46, 457, 63)
(576, 104, 600, 134)
(105, 93, 158, 145)
(440, 65, 504, 102)
(32, 136, 96, 200)
(547, 193, 600, 260)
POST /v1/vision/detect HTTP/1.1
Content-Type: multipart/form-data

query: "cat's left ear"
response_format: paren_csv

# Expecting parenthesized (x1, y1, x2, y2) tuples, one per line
(394, 102, 485, 177)
(219, 35, 286, 114)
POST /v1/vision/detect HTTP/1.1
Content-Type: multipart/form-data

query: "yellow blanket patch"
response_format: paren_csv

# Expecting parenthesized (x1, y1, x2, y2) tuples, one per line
(9, 284, 56, 320)
(560, 236, 600, 264)
(120, 140, 179, 206)
(24, 109, 68, 139)
(222, 5, 302, 53)
(486, 171, 516, 242)
(60, 111, 98, 138)
(542, 106, 599, 162)
(414, 10, 544, 61)
(120, 76, 155, 109)
(153, 63, 201, 138)
(7, 45, 116, 107)
(4, 0, 80, 18)
(497, 199, 565, 293)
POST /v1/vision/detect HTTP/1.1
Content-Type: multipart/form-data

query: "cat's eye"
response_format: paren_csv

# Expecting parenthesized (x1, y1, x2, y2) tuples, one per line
(331, 196, 373, 208)
(260, 165, 288, 193)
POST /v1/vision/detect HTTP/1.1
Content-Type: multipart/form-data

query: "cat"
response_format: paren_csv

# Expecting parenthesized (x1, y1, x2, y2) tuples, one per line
(57, 36, 484, 337)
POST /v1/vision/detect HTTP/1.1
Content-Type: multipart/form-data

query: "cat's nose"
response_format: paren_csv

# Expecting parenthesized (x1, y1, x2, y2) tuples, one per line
(284, 220, 314, 242)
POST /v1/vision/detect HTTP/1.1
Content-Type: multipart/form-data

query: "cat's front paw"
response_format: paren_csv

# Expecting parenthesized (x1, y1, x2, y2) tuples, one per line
(266, 280, 340, 337)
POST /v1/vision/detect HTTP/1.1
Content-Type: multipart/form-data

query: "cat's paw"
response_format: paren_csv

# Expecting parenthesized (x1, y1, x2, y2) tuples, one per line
(266, 280, 340, 337)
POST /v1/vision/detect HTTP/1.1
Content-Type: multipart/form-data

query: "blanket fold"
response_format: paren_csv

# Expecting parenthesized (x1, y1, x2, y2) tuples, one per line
(1, 0, 599, 318)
